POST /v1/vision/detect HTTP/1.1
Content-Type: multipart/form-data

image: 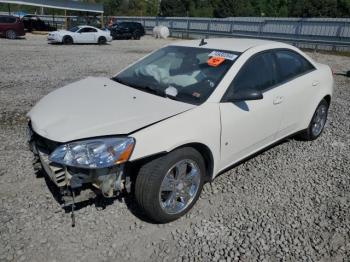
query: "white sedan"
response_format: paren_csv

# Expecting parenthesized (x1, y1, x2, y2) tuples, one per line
(47, 25, 112, 45)
(27, 38, 333, 223)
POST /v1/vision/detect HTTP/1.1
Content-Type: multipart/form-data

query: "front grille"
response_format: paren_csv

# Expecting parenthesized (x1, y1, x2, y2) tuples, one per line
(28, 123, 67, 187)
(37, 148, 67, 187)
(30, 130, 61, 155)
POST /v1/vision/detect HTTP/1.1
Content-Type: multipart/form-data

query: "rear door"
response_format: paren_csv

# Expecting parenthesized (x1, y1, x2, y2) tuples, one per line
(117, 22, 131, 38)
(0, 16, 14, 34)
(219, 51, 285, 169)
(272, 49, 317, 138)
(0, 16, 5, 35)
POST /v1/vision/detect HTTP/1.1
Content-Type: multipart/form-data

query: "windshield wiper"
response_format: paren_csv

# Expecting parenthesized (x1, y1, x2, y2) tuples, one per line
(142, 86, 167, 97)
(112, 77, 166, 98)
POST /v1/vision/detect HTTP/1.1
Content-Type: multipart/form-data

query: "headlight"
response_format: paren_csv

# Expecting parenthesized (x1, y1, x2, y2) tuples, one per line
(49, 137, 135, 169)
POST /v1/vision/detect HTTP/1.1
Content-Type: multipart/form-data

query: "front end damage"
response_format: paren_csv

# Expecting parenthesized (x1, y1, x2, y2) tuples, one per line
(28, 126, 132, 226)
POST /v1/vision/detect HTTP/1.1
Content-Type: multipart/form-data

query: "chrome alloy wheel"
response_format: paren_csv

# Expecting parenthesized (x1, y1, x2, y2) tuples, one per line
(311, 104, 327, 137)
(159, 159, 201, 215)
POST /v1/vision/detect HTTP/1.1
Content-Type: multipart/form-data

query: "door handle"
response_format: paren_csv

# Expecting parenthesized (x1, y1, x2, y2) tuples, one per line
(273, 96, 283, 105)
(312, 81, 319, 86)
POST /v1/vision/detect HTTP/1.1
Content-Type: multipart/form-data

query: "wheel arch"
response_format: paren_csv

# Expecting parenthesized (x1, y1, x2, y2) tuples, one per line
(323, 94, 331, 106)
(175, 142, 214, 182)
(63, 35, 73, 43)
(129, 142, 214, 183)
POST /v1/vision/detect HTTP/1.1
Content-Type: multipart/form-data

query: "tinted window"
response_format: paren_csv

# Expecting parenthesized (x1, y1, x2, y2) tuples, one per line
(130, 23, 142, 29)
(225, 52, 276, 98)
(8, 17, 16, 23)
(275, 50, 315, 82)
(117, 22, 128, 28)
(79, 27, 97, 33)
(69, 26, 80, 32)
(0, 16, 16, 23)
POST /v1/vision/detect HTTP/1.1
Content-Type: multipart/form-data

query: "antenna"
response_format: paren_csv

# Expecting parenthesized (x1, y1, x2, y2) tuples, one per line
(199, 38, 207, 46)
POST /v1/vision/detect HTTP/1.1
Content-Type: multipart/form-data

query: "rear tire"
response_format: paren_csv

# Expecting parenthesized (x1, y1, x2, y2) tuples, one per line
(298, 99, 329, 141)
(98, 36, 107, 45)
(135, 147, 205, 223)
(62, 35, 73, 45)
(6, 30, 17, 39)
(132, 31, 141, 40)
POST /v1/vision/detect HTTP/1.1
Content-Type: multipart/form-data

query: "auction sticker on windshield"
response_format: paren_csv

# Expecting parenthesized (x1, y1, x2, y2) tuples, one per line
(207, 56, 225, 67)
(208, 51, 238, 61)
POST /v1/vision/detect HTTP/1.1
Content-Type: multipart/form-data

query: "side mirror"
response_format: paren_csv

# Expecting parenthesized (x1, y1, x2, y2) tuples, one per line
(224, 88, 263, 102)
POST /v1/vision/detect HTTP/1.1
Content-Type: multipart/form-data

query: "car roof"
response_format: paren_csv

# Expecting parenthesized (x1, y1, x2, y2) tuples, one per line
(78, 25, 98, 29)
(0, 15, 17, 18)
(170, 38, 290, 53)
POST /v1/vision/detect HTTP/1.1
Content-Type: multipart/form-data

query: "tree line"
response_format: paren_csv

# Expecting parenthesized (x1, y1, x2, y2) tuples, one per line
(1, 0, 349, 17)
(90, 0, 349, 17)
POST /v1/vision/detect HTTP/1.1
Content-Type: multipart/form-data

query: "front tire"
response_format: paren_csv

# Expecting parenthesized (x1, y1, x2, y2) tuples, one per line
(298, 99, 329, 141)
(62, 35, 73, 45)
(98, 36, 107, 45)
(135, 147, 205, 223)
(6, 30, 17, 39)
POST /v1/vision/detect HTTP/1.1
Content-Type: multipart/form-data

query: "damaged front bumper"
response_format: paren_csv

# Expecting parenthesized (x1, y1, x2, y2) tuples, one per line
(28, 127, 131, 204)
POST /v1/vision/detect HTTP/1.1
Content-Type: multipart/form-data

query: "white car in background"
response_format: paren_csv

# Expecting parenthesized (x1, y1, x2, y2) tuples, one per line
(28, 38, 333, 223)
(47, 25, 112, 45)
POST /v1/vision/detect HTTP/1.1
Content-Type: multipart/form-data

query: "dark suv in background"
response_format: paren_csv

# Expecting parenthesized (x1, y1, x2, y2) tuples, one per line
(0, 15, 25, 39)
(110, 22, 145, 40)
(21, 15, 56, 32)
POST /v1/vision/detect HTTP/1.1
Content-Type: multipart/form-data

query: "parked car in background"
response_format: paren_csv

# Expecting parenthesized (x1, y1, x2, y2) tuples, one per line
(0, 15, 25, 39)
(110, 22, 145, 40)
(47, 25, 112, 45)
(27, 38, 333, 223)
(21, 15, 56, 32)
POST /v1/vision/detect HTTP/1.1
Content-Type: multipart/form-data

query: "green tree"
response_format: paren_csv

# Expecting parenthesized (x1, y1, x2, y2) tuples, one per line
(337, 0, 350, 16)
(160, 0, 188, 16)
(213, 0, 255, 17)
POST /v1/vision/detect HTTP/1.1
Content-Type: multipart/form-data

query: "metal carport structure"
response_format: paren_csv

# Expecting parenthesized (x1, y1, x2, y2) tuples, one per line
(0, 0, 104, 27)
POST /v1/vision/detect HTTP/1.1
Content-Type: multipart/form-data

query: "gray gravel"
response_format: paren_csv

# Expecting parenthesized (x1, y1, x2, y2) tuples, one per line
(0, 34, 349, 262)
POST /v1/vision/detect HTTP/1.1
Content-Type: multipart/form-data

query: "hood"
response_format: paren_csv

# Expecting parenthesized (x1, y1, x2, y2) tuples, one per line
(50, 30, 69, 35)
(28, 77, 195, 142)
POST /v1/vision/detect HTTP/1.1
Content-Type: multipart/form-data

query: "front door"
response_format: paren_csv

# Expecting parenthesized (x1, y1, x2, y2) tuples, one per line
(219, 51, 284, 169)
(77, 27, 96, 43)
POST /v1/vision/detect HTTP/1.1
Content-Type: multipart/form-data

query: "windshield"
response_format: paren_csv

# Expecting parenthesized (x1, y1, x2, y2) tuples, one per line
(69, 26, 80, 32)
(113, 46, 240, 105)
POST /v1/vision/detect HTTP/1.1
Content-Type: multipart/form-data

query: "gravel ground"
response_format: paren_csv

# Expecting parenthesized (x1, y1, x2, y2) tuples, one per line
(0, 34, 349, 262)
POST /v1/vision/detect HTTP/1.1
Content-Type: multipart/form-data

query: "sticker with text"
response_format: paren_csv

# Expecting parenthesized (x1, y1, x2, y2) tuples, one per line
(208, 51, 237, 61)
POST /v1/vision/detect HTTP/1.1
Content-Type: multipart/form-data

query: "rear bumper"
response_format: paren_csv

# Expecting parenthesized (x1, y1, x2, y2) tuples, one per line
(17, 29, 25, 36)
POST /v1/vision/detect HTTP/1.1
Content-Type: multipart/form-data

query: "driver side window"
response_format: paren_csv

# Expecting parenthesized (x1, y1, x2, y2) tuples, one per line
(225, 52, 277, 98)
(79, 28, 95, 33)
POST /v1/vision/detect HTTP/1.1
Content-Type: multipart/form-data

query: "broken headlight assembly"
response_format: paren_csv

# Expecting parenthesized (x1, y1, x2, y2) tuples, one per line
(49, 137, 135, 169)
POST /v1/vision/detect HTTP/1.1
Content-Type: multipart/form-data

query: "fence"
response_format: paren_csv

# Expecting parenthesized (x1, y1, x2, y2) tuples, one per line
(116, 16, 350, 51)
(2, 11, 349, 51)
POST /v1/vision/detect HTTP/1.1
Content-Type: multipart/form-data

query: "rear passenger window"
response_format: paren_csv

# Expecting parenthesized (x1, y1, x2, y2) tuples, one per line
(0, 17, 15, 23)
(226, 52, 277, 97)
(274, 50, 315, 83)
(80, 28, 96, 33)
